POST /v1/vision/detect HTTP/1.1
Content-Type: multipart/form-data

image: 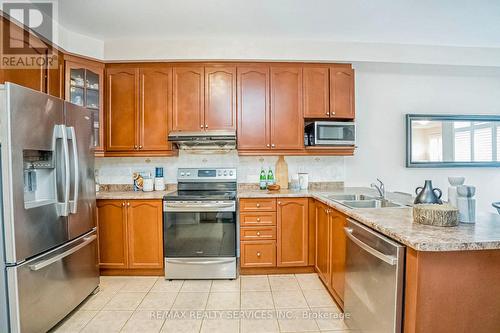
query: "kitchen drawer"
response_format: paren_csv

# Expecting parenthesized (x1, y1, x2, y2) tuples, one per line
(240, 226, 276, 241)
(240, 198, 276, 212)
(240, 212, 276, 226)
(240, 240, 276, 268)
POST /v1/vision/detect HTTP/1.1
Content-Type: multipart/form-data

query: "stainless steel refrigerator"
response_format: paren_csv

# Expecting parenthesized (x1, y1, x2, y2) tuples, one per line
(0, 83, 99, 333)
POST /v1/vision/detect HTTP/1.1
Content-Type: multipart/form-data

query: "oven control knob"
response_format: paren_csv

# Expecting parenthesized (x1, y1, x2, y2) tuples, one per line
(229, 171, 233, 176)
(218, 171, 222, 176)
(223, 171, 227, 176)
(186, 172, 191, 176)
(180, 172, 185, 177)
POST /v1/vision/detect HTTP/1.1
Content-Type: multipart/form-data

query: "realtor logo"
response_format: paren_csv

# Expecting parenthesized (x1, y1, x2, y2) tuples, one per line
(1, 1, 58, 69)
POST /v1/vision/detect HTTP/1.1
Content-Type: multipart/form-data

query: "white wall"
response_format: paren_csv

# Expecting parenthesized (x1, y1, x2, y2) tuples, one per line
(103, 39, 500, 67)
(345, 62, 500, 213)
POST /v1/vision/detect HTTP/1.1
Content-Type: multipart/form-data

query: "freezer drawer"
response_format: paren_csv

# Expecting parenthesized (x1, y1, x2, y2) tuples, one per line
(7, 229, 99, 333)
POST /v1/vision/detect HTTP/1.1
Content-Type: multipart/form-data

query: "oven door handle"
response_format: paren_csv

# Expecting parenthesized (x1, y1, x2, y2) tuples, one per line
(167, 258, 235, 265)
(163, 202, 235, 212)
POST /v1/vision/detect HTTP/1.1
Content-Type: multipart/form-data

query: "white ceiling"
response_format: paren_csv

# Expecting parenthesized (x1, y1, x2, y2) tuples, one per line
(58, 0, 500, 48)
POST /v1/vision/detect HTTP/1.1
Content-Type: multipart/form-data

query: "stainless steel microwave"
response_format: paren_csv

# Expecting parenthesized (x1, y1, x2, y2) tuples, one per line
(305, 121, 356, 146)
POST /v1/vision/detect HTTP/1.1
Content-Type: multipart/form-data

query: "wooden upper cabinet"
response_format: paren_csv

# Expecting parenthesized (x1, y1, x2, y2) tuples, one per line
(270, 66, 304, 150)
(139, 68, 172, 151)
(330, 212, 347, 302)
(205, 66, 236, 130)
(315, 202, 331, 285)
(1, 18, 46, 92)
(106, 68, 139, 151)
(237, 66, 270, 150)
(303, 67, 330, 118)
(330, 66, 355, 119)
(127, 200, 163, 269)
(46, 51, 64, 98)
(172, 66, 204, 131)
(66, 57, 105, 152)
(97, 200, 128, 269)
(277, 198, 308, 267)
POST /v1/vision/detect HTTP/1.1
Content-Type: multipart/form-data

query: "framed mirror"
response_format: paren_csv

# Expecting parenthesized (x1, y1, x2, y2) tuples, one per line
(406, 114, 500, 167)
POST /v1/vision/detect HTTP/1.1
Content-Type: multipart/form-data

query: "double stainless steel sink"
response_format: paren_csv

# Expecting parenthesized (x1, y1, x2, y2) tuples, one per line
(328, 194, 405, 209)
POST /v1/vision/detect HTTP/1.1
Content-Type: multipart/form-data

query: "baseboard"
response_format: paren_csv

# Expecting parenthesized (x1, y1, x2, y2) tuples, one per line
(239, 266, 315, 275)
(100, 268, 164, 276)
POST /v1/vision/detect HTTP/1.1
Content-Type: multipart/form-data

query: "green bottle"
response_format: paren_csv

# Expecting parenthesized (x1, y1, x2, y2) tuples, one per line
(259, 167, 267, 190)
(267, 167, 274, 186)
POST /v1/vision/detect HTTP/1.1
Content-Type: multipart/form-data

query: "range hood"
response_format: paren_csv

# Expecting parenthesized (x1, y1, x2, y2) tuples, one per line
(168, 130, 237, 150)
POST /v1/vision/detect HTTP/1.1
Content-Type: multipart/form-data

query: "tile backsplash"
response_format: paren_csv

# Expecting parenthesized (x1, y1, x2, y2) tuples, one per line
(95, 151, 345, 185)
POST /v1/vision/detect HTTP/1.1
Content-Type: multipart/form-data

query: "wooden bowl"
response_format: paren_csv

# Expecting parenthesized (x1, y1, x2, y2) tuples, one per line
(267, 184, 280, 192)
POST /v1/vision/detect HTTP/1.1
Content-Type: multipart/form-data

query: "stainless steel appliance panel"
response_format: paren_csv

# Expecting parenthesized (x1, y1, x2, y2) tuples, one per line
(305, 121, 356, 146)
(1, 83, 68, 264)
(165, 257, 237, 279)
(7, 229, 98, 333)
(344, 219, 405, 333)
(64, 102, 96, 238)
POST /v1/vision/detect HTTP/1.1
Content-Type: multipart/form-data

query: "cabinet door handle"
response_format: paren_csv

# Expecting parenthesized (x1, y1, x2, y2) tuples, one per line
(326, 112, 330, 116)
(256, 203, 260, 208)
(256, 252, 261, 257)
(256, 218, 261, 222)
(205, 125, 208, 129)
(271, 144, 275, 148)
(127, 202, 130, 207)
(266, 144, 270, 148)
(256, 232, 261, 236)
(139, 145, 143, 149)
(134, 145, 138, 149)
(278, 201, 282, 205)
(200, 125, 204, 128)
(122, 202, 125, 207)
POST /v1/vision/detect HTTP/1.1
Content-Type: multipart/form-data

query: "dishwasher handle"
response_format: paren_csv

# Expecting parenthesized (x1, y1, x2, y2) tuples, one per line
(344, 227, 397, 266)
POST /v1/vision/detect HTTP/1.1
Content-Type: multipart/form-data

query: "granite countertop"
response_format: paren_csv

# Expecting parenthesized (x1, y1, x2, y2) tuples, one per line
(238, 187, 500, 252)
(96, 190, 174, 200)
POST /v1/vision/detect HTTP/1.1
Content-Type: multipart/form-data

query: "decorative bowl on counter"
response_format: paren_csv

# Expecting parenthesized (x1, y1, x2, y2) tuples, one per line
(493, 202, 500, 215)
(267, 184, 280, 192)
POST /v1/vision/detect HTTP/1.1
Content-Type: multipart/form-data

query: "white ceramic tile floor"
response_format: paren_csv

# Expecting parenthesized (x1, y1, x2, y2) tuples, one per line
(50, 274, 352, 333)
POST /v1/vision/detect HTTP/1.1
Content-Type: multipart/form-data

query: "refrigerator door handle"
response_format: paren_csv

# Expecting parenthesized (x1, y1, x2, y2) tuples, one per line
(28, 234, 97, 271)
(55, 124, 70, 216)
(67, 126, 79, 214)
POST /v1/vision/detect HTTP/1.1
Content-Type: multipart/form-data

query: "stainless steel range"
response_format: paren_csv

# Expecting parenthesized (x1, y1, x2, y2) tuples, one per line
(163, 168, 237, 279)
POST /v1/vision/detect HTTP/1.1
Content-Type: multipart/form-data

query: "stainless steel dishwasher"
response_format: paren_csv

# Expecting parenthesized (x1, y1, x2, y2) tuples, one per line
(343, 218, 405, 333)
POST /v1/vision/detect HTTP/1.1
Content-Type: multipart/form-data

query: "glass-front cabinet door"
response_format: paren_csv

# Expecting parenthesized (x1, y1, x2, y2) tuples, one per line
(65, 57, 104, 154)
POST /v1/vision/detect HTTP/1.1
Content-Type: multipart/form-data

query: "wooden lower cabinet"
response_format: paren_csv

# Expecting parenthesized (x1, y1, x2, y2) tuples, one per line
(240, 197, 309, 271)
(97, 199, 163, 274)
(315, 202, 331, 284)
(329, 209, 347, 303)
(277, 198, 308, 267)
(127, 200, 163, 269)
(241, 240, 276, 268)
(314, 200, 347, 307)
(96, 200, 128, 268)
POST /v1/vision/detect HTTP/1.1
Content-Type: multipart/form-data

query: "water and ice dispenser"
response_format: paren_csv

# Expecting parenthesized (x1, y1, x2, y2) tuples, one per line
(23, 150, 56, 208)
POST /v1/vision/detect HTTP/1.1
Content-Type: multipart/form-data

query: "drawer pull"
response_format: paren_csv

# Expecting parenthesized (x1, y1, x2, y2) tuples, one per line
(256, 218, 261, 222)
(256, 203, 260, 208)
(256, 232, 261, 236)
(256, 252, 261, 257)
(278, 201, 281, 205)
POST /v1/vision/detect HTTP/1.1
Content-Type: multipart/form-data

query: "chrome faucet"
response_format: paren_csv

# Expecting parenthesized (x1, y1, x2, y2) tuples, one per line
(371, 178, 385, 199)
